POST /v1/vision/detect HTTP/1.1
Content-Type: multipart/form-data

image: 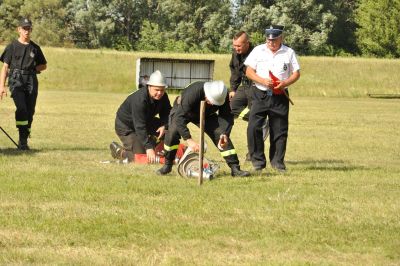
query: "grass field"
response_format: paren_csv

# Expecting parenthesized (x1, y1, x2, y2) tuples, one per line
(1, 46, 397, 97)
(1, 90, 399, 264)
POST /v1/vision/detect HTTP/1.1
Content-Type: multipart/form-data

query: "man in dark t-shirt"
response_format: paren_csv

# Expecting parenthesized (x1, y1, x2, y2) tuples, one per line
(0, 18, 47, 150)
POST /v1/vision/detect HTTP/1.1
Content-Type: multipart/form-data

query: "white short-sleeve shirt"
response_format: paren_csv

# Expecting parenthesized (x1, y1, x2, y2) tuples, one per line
(244, 43, 300, 91)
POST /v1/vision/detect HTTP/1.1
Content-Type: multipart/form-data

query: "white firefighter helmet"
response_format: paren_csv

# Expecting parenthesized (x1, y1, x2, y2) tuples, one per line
(147, 70, 167, 87)
(204, 80, 227, 106)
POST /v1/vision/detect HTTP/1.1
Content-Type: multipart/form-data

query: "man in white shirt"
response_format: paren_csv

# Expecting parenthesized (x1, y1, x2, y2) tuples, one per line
(244, 25, 300, 172)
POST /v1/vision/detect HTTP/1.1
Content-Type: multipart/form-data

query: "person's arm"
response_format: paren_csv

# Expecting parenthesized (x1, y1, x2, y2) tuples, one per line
(217, 95, 234, 136)
(35, 46, 47, 73)
(229, 54, 241, 99)
(0, 63, 9, 100)
(159, 94, 172, 128)
(274, 70, 300, 90)
(36, 64, 46, 73)
(131, 100, 154, 150)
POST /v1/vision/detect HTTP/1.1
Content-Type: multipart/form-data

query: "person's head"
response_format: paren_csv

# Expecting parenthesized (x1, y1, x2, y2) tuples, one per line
(143, 75, 149, 81)
(17, 18, 32, 41)
(232, 31, 250, 55)
(203, 81, 228, 106)
(265, 25, 284, 53)
(147, 70, 167, 100)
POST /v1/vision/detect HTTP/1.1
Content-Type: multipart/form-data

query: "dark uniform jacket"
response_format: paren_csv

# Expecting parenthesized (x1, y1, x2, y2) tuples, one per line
(229, 43, 253, 91)
(174, 81, 234, 140)
(116, 88, 171, 150)
(0, 40, 46, 72)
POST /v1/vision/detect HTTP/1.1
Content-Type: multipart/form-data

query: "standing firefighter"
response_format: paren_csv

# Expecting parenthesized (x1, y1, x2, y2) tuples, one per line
(244, 25, 300, 172)
(110, 70, 171, 163)
(0, 18, 47, 150)
(229, 31, 269, 160)
(156, 81, 250, 177)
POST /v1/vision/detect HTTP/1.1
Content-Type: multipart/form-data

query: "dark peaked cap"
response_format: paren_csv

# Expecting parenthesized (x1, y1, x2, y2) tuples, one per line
(19, 18, 32, 27)
(265, 25, 284, 39)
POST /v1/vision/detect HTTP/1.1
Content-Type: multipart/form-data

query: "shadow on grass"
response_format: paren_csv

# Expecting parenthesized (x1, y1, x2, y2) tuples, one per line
(0, 146, 106, 155)
(287, 159, 366, 171)
(0, 148, 40, 156)
(44, 147, 107, 152)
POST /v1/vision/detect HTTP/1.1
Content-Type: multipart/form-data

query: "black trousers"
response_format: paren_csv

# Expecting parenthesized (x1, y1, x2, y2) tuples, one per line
(247, 87, 289, 169)
(115, 117, 162, 161)
(163, 111, 240, 167)
(9, 73, 38, 139)
(230, 85, 253, 121)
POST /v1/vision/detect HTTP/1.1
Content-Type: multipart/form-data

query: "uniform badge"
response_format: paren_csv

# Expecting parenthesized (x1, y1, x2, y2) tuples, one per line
(30, 51, 35, 58)
(283, 63, 288, 71)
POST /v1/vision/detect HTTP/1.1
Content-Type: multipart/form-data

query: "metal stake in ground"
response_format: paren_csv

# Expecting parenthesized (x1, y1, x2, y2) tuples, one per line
(198, 100, 206, 185)
(0, 126, 19, 148)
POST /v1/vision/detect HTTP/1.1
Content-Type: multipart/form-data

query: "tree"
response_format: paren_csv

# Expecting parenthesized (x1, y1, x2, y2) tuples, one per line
(356, 0, 400, 58)
(21, 0, 69, 46)
(135, 20, 164, 51)
(65, 0, 115, 48)
(318, 0, 359, 55)
(107, 0, 150, 50)
(153, 0, 234, 53)
(0, 0, 25, 43)
(241, 0, 336, 55)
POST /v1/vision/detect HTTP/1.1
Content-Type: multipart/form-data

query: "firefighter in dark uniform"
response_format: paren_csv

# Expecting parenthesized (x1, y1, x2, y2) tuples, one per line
(110, 70, 171, 163)
(229, 31, 269, 160)
(0, 18, 47, 150)
(156, 81, 250, 177)
(229, 31, 254, 121)
(244, 25, 300, 172)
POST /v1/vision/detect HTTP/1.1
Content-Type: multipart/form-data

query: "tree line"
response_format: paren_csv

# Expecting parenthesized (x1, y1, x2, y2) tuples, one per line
(0, 0, 399, 58)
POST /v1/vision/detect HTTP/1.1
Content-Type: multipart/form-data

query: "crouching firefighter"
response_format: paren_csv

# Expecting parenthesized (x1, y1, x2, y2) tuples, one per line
(0, 18, 47, 150)
(110, 70, 172, 163)
(156, 81, 250, 177)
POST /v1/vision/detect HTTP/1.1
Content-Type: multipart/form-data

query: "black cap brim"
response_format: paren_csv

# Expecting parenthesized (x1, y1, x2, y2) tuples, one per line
(265, 29, 283, 39)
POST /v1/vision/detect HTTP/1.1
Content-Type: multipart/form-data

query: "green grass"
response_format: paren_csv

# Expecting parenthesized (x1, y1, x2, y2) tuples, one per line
(2, 46, 399, 96)
(1, 91, 399, 264)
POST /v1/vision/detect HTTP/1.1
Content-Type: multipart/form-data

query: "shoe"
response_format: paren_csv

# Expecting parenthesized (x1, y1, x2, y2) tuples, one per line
(110, 141, 123, 159)
(156, 164, 173, 175)
(245, 152, 251, 162)
(230, 165, 251, 177)
(18, 143, 30, 150)
(271, 162, 286, 173)
(253, 165, 264, 171)
(18, 140, 30, 150)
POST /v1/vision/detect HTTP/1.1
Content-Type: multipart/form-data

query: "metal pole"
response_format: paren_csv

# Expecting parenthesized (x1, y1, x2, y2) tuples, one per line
(0, 126, 19, 148)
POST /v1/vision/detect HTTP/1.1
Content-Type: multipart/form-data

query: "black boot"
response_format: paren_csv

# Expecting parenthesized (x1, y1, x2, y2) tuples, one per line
(18, 139, 29, 150)
(18, 128, 30, 150)
(110, 141, 124, 159)
(230, 165, 250, 177)
(156, 164, 173, 175)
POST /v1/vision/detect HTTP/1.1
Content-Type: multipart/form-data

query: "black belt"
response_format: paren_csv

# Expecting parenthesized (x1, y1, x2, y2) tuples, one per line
(11, 69, 37, 75)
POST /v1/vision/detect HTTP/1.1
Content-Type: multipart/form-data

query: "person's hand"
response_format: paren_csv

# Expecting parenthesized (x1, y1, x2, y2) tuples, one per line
(186, 138, 200, 152)
(217, 134, 228, 150)
(156, 126, 166, 139)
(0, 86, 7, 100)
(146, 149, 156, 163)
(274, 80, 287, 90)
(229, 91, 236, 101)
(262, 78, 274, 89)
